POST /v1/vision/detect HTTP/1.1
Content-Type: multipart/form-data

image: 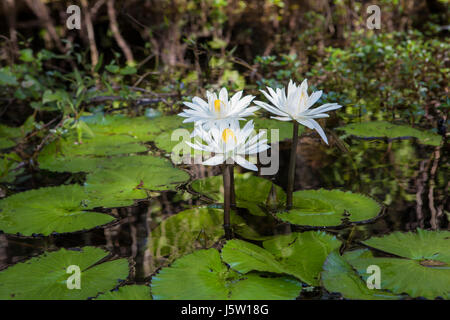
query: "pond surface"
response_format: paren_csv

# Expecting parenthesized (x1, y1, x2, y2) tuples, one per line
(0, 126, 447, 299)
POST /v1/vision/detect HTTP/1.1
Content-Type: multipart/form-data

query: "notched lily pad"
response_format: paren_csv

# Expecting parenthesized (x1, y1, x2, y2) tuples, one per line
(222, 231, 341, 286)
(0, 247, 129, 300)
(321, 251, 400, 300)
(151, 248, 302, 300)
(96, 285, 152, 300)
(191, 172, 286, 216)
(0, 184, 115, 236)
(38, 133, 147, 173)
(84, 114, 184, 142)
(338, 121, 442, 146)
(345, 229, 450, 299)
(276, 189, 381, 227)
(84, 155, 190, 208)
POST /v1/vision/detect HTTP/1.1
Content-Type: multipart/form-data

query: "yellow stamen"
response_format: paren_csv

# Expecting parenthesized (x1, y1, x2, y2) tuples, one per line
(222, 128, 236, 143)
(214, 99, 221, 112)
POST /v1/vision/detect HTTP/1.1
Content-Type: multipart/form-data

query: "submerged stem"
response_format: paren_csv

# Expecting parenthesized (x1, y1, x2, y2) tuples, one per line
(222, 164, 232, 240)
(286, 121, 299, 210)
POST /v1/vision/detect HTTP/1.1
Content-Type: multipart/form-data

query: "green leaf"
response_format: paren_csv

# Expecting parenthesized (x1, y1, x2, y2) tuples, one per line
(362, 228, 450, 262)
(338, 121, 442, 146)
(0, 122, 30, 150)
(263, 231, 341, 286)
(0, 247, 129, 300)
(84, 155, 189, 207)
(85, 114, 184, 142)
(38, 134, 147, 173)
(96, 285, 152, 300)
(222, 232, 341, 286)
(191, 172, 286, 216)
(321, 251, 400, 300)
(0, 69, 18, 86)
(0, 152, 24, 184)
(151, 249, 301, 300)
(221, 239, 286, 275)
(0, 185, 115, 236)
(345, 229, 450, 299)
(19, 49, 34, 62)
(276, 189, 381, 227)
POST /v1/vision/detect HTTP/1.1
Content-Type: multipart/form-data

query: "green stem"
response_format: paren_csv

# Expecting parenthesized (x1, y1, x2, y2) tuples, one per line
(223, 164, 232, 240)
(286, 121, 299, 210)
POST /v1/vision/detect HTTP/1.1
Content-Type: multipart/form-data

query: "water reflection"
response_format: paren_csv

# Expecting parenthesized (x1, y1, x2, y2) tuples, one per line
(0, 136, 448, 285)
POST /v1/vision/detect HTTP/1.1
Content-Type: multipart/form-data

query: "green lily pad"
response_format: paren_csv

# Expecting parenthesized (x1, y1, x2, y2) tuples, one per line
(222, 231, 341, 286)
(38, 133, 147, 173)
(321, 251, 400, 300)
(345, 229, 450, 299)
(84, 155, 190, 208)
(262, 231, 341, 286)
(276, 189, 381, 227)
(363, 228, 450, 262)
(252, 118, 304, 143)
(338, 121, 442, 146)
(191, 172, 286, 216)
(0, 185, 115, 236)
(0, 247, 129, 300)
(147, 207, 264, 272)
(151, 249, 301, 300)
(84, 114, 184, 142)
(96, 285, 152, 300)
(154, 130, 208, 163)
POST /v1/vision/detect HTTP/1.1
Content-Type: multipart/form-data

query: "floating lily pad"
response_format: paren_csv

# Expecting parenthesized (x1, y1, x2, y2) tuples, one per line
(262, 231, 341, 286)
(321, 251, 400, 300)
(147, 207, 264, 272)
(0, 247, 129, 300)
(154, 130, 207, 163)
(151, 249, 301, 300)
(276, 189, 381, 227)
(338, 121, 442, 146)
(222, 232, 341, 286)
(363, 228, 450, 262)
(84, 155, 190, 208)
(191, 172, 286, 216)
(38, 133, 147, 173)
(84, 114, 184, 142)
(96, 285, 152, 300)
(0, 185, 115, 236)
(345, 229, 450, 299)
(252, 118, 304, 143)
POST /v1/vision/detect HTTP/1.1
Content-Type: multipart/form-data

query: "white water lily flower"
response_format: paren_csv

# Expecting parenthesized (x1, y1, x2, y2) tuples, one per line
(186, 120, 269, 171)
(178, 87, 259, 131)
(254, 79, 342, 144)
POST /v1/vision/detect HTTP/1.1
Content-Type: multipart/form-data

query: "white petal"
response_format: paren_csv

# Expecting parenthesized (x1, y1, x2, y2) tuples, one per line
(271, 116, 292, 121)
(304, 119, 328, 144)
(234, 155, 258, 171)
(308, 103, 342, 115)
(306, 90, 322, 109)
(202, 154, 225, 166)
(219, 87, 228, 103)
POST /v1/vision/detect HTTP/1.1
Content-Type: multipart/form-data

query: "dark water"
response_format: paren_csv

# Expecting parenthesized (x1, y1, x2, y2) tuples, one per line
(0, 134, 448, 297)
